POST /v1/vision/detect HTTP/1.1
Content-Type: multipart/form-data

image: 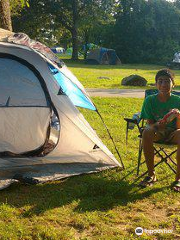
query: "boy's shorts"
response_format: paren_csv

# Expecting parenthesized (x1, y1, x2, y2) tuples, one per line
(154, 127, 176, 143)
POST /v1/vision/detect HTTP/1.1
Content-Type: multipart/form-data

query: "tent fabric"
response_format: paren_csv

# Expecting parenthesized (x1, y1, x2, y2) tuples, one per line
(0, 43, 118, 161)
(0, 108, 50, 153)
(60, 64, 88, 94)
(86, 47, 121, 65)
(6, 32, 64, 68)
(0, 58, 49, 106)
(48, 63, 96, 110)
(0, 29, 121, 189)
(7, 33, 95, 110)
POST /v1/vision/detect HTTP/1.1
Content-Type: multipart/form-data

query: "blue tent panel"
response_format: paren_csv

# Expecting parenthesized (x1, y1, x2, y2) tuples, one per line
(48, 64, 96, 111)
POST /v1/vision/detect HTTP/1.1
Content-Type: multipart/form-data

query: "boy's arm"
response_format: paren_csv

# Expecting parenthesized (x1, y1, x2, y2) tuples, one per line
(175, 109, 180, 129)
(176, 116, 180, 129)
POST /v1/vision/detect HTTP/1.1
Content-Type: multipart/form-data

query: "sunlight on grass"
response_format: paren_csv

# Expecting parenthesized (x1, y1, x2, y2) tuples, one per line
(62, 60, 180, 89)
(0, 97, 179, 239)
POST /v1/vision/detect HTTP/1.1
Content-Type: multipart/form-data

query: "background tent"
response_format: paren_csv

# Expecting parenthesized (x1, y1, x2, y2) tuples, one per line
(51, 46, 65, 54)
(86, 47, 121, 65)
(66, 47, 73, 55)
(167, 51, 180, 69)
(0, 29, 122, 189)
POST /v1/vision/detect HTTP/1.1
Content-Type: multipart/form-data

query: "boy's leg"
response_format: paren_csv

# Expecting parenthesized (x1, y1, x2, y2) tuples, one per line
(142, 126, 160, 177)
(169, 129, 180, 181)
(166, 129, 180, 191)
(139, 126, 162, 187)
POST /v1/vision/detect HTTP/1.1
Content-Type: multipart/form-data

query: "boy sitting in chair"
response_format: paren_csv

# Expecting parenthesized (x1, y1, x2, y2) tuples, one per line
(140, 69, 180, 191)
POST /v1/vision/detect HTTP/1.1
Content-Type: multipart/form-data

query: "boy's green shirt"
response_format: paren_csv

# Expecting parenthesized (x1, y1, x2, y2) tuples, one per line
(141, 93, 180, 129)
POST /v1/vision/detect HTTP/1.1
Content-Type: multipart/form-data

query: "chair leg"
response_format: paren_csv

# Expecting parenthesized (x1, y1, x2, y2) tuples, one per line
(137, 138, 143, 176)
(154, 146, 177, 174)
(159, 147, 177, 174)
(137, 144, 177, 180)
(165, 161, 176, 174)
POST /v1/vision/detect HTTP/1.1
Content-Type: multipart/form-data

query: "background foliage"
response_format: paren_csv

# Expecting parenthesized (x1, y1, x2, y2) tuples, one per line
(9, 0, 180, 63)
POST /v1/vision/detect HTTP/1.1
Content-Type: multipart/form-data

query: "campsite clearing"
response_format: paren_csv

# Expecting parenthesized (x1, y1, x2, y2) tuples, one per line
(0, 97, 179, 240)
(64, 60, 180, 89)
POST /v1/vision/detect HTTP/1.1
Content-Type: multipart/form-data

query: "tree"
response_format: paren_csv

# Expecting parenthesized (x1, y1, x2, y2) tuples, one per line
(111, 0, 180, 64)
(13, 0, 117, 60)
(10, 0, 28, 16)
(0, 0, 12, 31)
(13, 0, 80, 59)
(0, 0, 29, 31)
(48, 0, 85, 60)
(78, 0, 117, 59)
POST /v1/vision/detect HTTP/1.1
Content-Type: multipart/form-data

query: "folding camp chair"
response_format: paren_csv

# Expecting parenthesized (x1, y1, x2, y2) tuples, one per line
(124, 89, 180, 177)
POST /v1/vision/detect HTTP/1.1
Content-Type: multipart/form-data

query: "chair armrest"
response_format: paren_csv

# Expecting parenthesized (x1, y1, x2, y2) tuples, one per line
(124, 118, 139, 145)
(124, 117, 142, 144)
(124, 118, 138, 124)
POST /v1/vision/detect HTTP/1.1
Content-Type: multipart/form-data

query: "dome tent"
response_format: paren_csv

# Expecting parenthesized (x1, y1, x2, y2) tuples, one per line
(0, 28, 122, 189)
(86, 47, 121, 65)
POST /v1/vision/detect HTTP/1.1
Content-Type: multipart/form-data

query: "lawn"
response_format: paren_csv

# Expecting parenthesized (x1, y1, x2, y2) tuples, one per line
(62, 59, 180, 89)
(0, 97, 180, 240)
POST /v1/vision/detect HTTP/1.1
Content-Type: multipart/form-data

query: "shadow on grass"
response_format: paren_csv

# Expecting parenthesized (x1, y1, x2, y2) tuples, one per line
(0, 169, 168, 217)
(63, 60, 164, 70)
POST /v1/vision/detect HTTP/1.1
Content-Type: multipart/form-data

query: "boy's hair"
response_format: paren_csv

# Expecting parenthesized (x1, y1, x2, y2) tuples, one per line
(155, 69, 175, 85)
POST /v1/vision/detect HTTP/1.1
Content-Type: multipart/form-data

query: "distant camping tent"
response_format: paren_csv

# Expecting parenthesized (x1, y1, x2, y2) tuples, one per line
(86, 48, 121, 65)
(166, 51, 180, 70)
(0, 28, 122, 189)
(66, 47, 73, 55)
(51, 46, 65, 54)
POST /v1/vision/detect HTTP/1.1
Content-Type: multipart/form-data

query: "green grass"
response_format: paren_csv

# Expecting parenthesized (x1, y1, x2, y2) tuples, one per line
(0, 97, 180, 239)
(62, 59, 180, 89)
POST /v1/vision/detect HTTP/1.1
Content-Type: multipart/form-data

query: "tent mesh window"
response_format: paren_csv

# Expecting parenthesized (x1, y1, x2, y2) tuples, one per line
(0, 57, 53, 156)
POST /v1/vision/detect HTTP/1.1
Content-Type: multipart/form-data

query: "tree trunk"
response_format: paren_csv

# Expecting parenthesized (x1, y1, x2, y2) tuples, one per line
(71, 0, 78, 60)
(0, 0, 12, 31)
(84, 30, 89, 60)
(71, 28, 78, 60)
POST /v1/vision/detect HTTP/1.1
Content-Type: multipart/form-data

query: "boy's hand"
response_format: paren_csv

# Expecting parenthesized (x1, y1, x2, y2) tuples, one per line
(159, 109, 180, 124)
(174, 109, 180, 119)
